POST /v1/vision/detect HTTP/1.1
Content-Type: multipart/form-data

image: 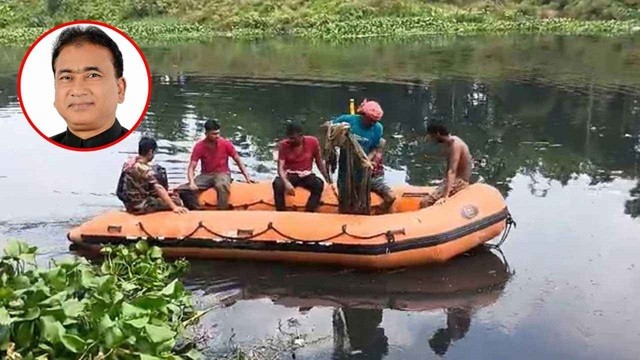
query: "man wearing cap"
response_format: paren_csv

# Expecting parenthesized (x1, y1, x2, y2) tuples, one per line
(328, 99, 384, 155)
(324, 99, 384, 213)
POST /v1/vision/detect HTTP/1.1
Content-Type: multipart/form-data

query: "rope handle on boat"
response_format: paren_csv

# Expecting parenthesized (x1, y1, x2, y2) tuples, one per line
(487, 212, 516, 249)
(203, 197, 387, 211)
(204, 199, 339, 210)
(137, 221, 405, 244)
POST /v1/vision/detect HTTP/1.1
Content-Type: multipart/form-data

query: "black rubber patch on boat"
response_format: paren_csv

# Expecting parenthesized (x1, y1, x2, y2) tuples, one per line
(107, 225, 122, 233)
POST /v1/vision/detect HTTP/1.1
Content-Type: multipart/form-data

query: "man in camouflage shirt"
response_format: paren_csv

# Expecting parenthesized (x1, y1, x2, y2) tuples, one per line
(119, 137, 188, 215)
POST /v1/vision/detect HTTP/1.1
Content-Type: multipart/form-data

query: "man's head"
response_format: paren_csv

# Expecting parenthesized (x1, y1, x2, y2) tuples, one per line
(426, 124, 450, 144)
(138, 136, 157, 161)
(357, 99, 384, 126)
(52, 25, 126, 134)
(204, 120, 221, 142)
(285, 122, 304, 146)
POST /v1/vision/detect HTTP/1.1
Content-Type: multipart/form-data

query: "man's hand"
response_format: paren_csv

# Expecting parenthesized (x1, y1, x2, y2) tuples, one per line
(188, 182, 198, 191)
(245, 177, 257, 184)
(173, 206, 189, 214)
(285, 181, 296, 196)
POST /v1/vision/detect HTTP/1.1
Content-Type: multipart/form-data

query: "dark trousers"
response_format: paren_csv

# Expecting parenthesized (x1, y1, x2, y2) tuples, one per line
(273, 173, 324, 212)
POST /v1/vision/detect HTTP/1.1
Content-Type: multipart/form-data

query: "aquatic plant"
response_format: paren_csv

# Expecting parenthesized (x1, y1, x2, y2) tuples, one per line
(0, 240, 206, 359)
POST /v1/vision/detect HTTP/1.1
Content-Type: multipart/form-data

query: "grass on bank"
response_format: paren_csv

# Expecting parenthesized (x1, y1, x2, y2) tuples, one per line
(0, 0, 639, 45)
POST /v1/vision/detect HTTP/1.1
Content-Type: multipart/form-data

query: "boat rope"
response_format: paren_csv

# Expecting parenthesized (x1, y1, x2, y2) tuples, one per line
(323, 123, 373, 215)
(486, 212, 516, 249)
(137, 221, 405, 245)
(487, 243, 515, 276)
(203, 198, 339, 210)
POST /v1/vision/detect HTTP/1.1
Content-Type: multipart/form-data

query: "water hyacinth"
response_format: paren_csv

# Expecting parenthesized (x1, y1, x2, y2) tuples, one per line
(0, 240, 210, 360)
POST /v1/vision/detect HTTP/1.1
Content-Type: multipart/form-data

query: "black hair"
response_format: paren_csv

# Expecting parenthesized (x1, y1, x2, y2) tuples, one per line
(426, 124, 449, 136)
(51, 25, 124, 78)
(204, 120, 221, 132)
(286, 122, 303, 137)
(138, 137, 157, 155)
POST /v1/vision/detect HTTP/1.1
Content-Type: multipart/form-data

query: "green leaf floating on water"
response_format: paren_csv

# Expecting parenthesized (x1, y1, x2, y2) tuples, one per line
(126, 316, 150, 329)
(160, 279, 184, 298)
(18, 307, 40, 321)
(105, 325, 124, 348)
(0, 307, 10, 324)
(12, 275, 31, 289)
(140, 354, 164, 360)
(3, 240, 36, 261)
(0, 240, 203, 358)
(61, 299, 85, 318)
(40, 316, 66, 343)
(145, 324, 176, 344)
(135, 296, 167, 310)
(185, 349, 203, 360)
(136, 241, 149, 253)
(15, 320, 34, 348)
(99, 314, 114, 332)
(149, 247, 163, 259)
(122, 302, 148, 319)
(61, 333, 85, 353)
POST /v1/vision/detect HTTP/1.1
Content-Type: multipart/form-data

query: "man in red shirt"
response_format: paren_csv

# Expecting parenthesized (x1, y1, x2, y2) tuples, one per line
(273, 123, 332, 212)
(181, 120, 254, 210)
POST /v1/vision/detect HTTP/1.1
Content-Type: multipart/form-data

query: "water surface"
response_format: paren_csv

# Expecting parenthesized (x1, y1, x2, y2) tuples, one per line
(1, 35, 639, 359)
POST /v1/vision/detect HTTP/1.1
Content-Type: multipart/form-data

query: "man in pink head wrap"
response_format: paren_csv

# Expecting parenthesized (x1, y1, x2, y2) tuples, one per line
(323, 98, 386, 214)
(357, 99, 384, 122)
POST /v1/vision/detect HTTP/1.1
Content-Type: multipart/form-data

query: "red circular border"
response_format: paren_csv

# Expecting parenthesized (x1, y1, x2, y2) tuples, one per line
(16, 20, 152, 152)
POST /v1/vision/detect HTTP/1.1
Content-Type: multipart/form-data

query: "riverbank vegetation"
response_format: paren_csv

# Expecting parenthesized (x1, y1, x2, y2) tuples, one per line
(0, 240, 207, 359)
(0, 0, 639, 45)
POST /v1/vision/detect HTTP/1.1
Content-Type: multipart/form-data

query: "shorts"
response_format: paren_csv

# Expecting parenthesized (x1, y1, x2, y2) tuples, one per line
(370, 176, 392, 197)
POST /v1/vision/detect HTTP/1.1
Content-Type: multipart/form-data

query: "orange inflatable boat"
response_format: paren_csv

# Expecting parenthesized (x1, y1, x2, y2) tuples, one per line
(67, 182, 514, 269)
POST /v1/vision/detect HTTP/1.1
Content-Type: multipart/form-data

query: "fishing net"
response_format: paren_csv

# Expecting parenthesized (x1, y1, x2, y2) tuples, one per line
(323, 123, 373, 214)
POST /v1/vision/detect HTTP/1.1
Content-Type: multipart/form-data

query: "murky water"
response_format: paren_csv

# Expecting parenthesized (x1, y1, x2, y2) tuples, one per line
(1, 35, 640, 359)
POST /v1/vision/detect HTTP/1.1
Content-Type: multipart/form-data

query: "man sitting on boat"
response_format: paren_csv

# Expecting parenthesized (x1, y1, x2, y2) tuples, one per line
(117, 137, 188, 215)
(420, 124, 474, 208)
(273, 122, 332, 212)
(368, 138, 396, 214)
(179, 120, 255, 210)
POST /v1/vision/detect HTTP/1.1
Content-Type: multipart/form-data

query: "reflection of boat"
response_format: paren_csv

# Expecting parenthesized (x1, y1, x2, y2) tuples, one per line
(187, 245, 511, 311)
(68, 182, 513, 269)
(186, 246, 511, 359)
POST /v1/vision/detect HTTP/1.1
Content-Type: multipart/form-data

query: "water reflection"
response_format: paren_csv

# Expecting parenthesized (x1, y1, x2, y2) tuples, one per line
(1, 35, 640, 359)
(138, 74, 639, 214)
(332, 308, 388, 360)
(185, 246, 511, 358)
(625, 180, 640, 218)
(428, 307, 472, 356)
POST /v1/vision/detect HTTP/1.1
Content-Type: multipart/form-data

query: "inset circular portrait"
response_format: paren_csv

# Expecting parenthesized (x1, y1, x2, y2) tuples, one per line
(17, 20, 151, 151)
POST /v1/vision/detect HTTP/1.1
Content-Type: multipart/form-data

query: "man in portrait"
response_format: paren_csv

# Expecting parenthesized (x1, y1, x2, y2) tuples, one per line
(50, 25, 129, 149)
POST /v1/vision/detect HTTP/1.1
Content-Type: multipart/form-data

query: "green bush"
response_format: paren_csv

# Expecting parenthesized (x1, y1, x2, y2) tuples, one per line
(0, 240, 206, 360)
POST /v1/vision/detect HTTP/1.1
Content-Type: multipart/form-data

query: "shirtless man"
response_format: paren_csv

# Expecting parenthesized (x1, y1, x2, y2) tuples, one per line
(420, 124, 473, 208)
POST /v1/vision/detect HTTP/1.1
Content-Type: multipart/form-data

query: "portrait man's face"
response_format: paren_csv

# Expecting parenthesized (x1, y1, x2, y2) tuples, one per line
(53, 43, 126, 132)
